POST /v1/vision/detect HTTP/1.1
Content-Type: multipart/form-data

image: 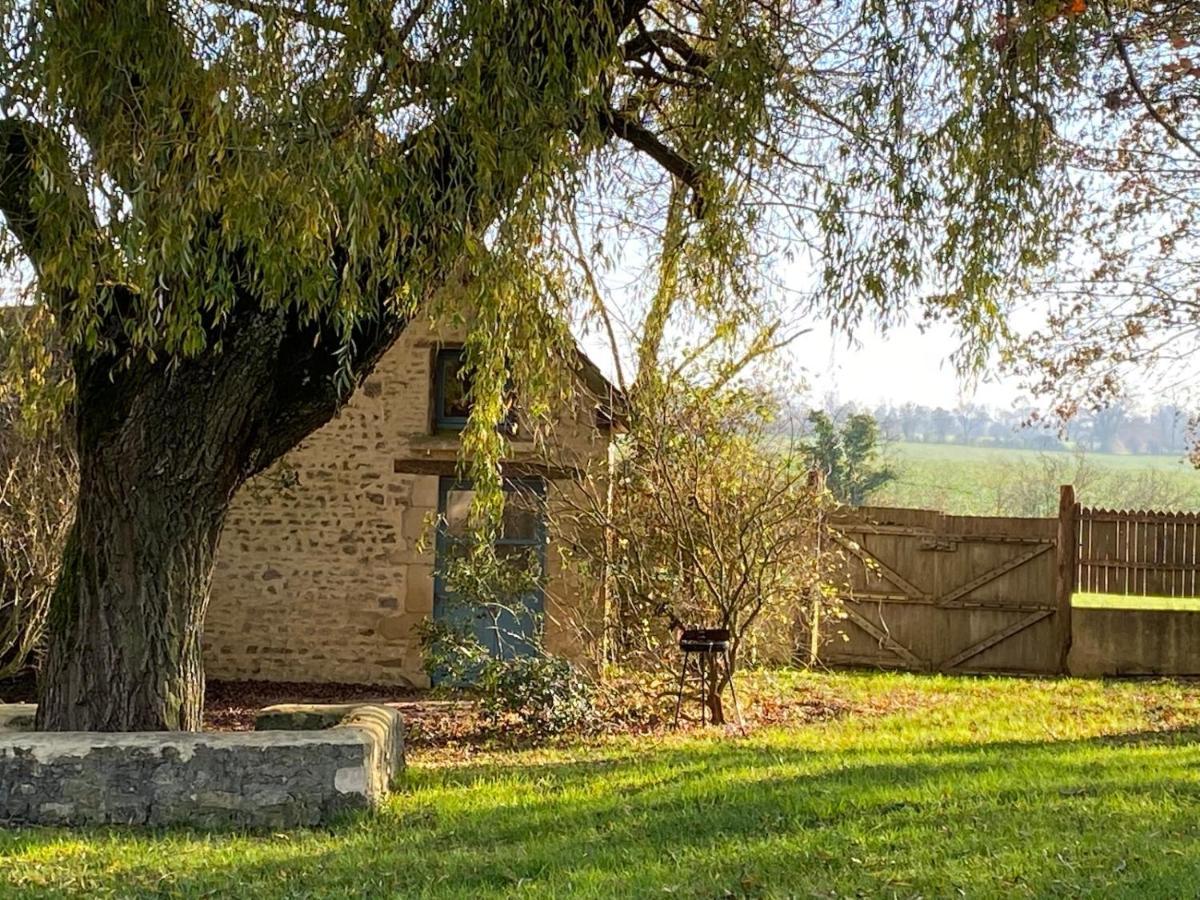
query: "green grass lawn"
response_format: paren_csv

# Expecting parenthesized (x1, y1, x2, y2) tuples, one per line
(6, 671, 1200, 897)
(1074, 592, 1200, 612)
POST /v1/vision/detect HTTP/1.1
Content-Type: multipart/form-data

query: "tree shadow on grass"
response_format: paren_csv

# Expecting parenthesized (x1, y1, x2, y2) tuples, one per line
(4, 727, 1200, 898)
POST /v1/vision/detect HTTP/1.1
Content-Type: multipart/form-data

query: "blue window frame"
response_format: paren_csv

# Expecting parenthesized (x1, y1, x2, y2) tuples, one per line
(433, 347, 522, 437)
(433, 347, 472, 430)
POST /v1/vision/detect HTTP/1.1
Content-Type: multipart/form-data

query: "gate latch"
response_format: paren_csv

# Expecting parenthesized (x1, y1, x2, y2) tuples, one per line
(918, 538, 957, 552)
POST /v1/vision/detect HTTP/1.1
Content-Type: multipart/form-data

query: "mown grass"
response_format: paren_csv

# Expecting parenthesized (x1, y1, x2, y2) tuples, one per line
(1074, 591, 1200, 612)
(5, 671, 1200, 898)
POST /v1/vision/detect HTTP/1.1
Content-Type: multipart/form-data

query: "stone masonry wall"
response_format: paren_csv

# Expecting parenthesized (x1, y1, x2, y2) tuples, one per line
(0, 704, 404, 828)
(205, 320, 611, 686)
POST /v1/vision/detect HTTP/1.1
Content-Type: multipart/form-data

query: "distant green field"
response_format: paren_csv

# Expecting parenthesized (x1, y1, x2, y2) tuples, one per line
(888, 441, 1195, 471)
(874, 441, 1200, 517)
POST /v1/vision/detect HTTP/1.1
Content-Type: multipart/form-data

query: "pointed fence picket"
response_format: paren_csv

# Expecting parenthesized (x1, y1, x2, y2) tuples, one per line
(1076, 507, 1200, 598)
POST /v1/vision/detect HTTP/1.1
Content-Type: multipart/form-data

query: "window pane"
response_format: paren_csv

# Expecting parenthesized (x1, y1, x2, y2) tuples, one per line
(495, 543, 541, 575)
(443, 488, 474, 539)
(438, 351, 472, 422)
(500, 487, 542, 542)
(441, 481, 544, 547)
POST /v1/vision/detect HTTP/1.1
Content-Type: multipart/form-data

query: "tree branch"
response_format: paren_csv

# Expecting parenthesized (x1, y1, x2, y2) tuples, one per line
(220, 0, 351, 34)
(601, 108, 707, 214)
(699, 325, 811, 397)
(566, 206, 629, 393)
(344, 0, 437, 128)
(1106, 2, 1200, 162)
(0, 118, 98, 276)
(45, 1, 213, 195)
(623, 25, 714, 74)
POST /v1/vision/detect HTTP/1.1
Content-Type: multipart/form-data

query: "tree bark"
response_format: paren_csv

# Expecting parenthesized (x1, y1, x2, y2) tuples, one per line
(36, 466, 225, 731)
(34, 308, 351, 731)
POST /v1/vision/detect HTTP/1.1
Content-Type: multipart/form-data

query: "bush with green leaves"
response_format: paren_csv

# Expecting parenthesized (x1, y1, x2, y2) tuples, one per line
(804, 410, 896, 507)
(420, 620, 595, 743)
(475, 654, 595, 741)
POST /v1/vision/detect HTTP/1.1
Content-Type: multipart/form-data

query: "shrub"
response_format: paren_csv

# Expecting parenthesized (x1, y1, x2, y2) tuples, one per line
(476, 654, 595, 741)
(421, 621, 595, 743)
(551, 381, 837, 724)
(418, 535, 595, 743)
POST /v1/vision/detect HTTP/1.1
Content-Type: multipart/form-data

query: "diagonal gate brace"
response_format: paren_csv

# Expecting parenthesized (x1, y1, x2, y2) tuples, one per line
(938, 609, 1054, 671)
(841, 606, 928, 670)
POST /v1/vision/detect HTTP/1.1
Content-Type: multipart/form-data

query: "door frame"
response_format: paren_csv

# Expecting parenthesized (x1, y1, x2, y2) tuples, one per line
(432, 475, 548, 664)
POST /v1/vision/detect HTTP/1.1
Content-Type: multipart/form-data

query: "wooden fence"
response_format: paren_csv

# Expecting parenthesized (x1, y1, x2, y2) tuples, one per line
(1071, 504, 1200, 597)
(812, 486, 1200, 677)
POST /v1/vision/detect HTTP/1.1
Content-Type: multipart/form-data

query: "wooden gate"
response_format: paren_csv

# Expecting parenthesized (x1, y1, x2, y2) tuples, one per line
(816, 505, 1067, 675)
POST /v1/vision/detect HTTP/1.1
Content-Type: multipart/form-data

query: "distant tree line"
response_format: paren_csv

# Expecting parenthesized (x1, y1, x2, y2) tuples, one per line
(789, 398, 1194, 457)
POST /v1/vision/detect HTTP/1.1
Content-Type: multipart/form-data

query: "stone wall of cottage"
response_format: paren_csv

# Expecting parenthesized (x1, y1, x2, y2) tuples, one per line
(204, 320, 610, 687)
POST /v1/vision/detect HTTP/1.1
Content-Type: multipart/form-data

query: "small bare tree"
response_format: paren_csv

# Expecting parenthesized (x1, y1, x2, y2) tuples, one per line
(0, 310, 75, 679)
(555, 380, 833, 724)
(0, 429, 75, 678)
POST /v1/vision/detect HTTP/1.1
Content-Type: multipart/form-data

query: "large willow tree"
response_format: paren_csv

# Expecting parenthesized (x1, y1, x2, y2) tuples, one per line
(0, 0, 1062, 730)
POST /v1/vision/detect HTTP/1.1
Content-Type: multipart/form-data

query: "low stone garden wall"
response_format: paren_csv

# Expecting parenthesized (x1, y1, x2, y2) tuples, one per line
(0, 702, 403, 828)
(1069, 607, 1200, 677)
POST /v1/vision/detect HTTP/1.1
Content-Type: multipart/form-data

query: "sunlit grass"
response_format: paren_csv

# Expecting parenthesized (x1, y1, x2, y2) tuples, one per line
(4, 670, 1200, 897)
(1074, 592, 1200, 612)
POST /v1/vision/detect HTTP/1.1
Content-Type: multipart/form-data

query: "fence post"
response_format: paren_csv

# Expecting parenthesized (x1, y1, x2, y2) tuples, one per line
(1056, 484, 1078, 675)
(806, 468, 825, 667)
(600, 442, 618, 665)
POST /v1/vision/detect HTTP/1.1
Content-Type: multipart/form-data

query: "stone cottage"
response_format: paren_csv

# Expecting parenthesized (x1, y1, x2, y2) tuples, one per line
(204, 319, 619, 687)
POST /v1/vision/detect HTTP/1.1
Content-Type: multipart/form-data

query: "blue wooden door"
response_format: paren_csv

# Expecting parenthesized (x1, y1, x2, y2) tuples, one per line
(433, 476, 547, 671)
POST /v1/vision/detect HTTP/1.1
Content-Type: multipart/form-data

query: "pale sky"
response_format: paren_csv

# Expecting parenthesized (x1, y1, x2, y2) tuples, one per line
(574, 219, 1072, 413)
(577, 274, 1189, 414)
(577, 311, 1027, 411)
(576, 250, 1045, 412)
(785, 322, 1022, 410)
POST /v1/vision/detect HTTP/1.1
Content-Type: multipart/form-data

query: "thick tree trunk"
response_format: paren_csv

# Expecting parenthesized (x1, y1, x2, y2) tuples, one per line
(37, 468, 226, 731)
(35, 309, 350, 731)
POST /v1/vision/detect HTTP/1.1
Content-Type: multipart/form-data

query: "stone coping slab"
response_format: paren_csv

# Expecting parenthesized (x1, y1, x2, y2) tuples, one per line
(0, 703, 35, 731)
(0, 703, 404, 828)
